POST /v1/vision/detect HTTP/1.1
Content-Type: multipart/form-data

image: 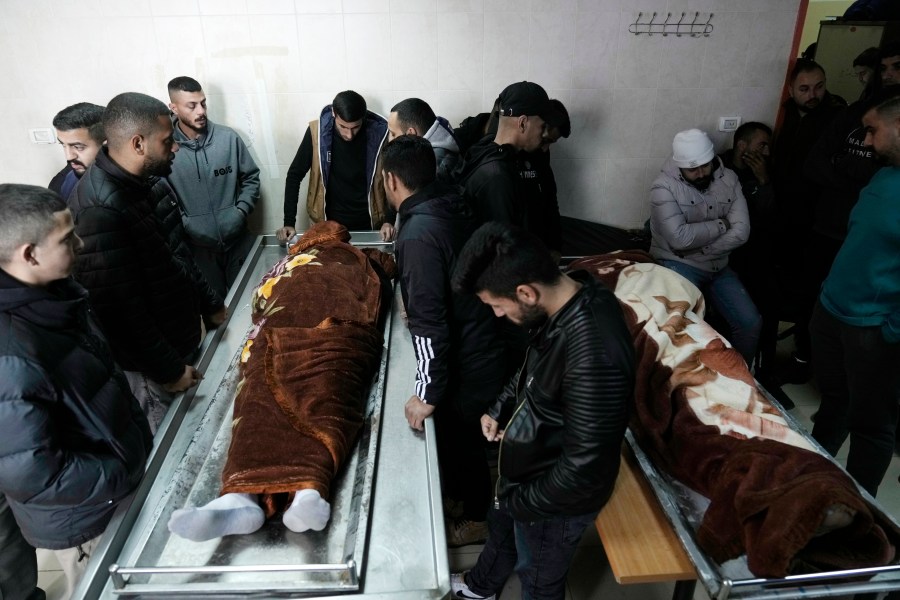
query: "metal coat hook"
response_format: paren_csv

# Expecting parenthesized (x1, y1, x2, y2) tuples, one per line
(629, 11, 714, 37)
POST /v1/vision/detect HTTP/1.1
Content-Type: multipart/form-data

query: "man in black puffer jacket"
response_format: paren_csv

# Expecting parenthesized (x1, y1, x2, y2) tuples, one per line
(382, 136, 506, 548)
(449, 222, 635, 600)
(0, 184, 152, 600)
(68, 92, 206, 432)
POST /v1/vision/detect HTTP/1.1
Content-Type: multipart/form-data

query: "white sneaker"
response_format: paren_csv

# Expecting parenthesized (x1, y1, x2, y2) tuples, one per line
(450, 571, 495, 600)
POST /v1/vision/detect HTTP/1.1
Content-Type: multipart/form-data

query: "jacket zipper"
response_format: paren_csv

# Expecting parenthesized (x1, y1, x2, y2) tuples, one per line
(494, 347, 530, 510)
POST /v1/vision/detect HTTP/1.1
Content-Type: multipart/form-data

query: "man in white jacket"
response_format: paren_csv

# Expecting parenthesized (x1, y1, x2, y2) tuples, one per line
(648, 128, 761, 366)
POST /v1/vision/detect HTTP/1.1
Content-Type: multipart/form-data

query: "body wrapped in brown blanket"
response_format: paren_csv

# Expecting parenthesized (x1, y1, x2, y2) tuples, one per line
(169, 222, 396, 541)
(569, 251, 900, 578)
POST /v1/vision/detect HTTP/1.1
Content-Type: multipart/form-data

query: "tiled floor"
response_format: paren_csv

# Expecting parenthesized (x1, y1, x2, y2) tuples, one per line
(35, 334, 900, 600)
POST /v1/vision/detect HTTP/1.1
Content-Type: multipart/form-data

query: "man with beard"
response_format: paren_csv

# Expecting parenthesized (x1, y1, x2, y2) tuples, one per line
(68, 92, 204, 431)
(279, 90, 390, 242)
(387, 97, 461, 180)
(649, 128, 760, 366)
(456, 81, 551, 230)
(49, 103, 105, 200)
(719, 123, 792, 406)
(167, 76, 260, 299)
(382, 135, 505, 547)
(449, 222, 634, 600)
(809, 87, 900, 497)
(771, 59, 845, 381)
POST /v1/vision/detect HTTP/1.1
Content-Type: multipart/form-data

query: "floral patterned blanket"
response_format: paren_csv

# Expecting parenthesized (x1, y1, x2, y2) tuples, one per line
(220, 222, 395, 517)
(570, 251, 900, 578)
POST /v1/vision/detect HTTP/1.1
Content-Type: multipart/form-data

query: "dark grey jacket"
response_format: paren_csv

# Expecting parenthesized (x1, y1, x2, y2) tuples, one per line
(168, 119, 260, 249)
(0, 270, 151, 549)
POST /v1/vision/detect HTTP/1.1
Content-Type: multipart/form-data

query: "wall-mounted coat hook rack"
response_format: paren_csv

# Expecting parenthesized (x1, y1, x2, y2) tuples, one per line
(628, 11, 714, 37)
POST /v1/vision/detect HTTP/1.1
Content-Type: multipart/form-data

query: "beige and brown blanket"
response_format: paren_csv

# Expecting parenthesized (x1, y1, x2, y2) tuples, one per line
(221, 222, 396, 518)
(570, 251, 900, 578)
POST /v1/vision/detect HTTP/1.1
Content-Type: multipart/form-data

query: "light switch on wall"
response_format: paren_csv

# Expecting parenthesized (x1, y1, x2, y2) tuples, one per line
(29, 128, 56, 144)
(718, 117, 741, 132)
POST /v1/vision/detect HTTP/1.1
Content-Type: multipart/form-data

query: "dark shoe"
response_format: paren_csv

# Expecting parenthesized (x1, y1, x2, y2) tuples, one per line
(446, 518, 488, 547)
(443, 497, 464, 520)
(779, 354, 811, 385)
(756, 371, 795, 410)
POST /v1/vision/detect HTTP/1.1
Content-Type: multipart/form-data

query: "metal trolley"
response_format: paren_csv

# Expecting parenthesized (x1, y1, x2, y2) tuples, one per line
(74, 234, 450, 599)
(627, 393, 900, 600)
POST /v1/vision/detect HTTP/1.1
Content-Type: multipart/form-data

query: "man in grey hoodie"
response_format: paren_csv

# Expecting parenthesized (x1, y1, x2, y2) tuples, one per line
(167, 76, 260, 299)
(387, 97, 461, 181)
(649, 128, 761, 366)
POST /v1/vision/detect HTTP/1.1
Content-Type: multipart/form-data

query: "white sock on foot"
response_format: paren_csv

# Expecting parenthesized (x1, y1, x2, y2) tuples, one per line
(168, 493, 265, 542)
(282, 489, 331, 533)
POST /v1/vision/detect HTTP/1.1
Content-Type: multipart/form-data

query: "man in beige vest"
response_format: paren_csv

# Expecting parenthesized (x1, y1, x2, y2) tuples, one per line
(278, 91, 391, 242)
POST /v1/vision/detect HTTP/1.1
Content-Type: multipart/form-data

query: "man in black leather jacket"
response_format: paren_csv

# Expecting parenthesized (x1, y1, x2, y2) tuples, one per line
(449, 222, 635, 600)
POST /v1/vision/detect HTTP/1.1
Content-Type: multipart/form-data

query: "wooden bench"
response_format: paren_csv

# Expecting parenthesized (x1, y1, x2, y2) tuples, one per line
(595, 445, 698, 600)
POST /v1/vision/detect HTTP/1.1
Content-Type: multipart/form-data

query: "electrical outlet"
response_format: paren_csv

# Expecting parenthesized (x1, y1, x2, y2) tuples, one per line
(718, 117, 741, 132)
(29, 128, 56, 144)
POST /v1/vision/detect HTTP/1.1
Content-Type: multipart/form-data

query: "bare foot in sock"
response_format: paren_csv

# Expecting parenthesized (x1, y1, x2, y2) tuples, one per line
(815, 503, 856, 536)
(282, 489, 331, 533)
(168, 493, 265, 541)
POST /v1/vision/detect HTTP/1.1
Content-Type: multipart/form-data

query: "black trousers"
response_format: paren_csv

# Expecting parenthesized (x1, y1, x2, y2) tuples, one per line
(0, 493, 41, 600)
(810, 301, 900, 496)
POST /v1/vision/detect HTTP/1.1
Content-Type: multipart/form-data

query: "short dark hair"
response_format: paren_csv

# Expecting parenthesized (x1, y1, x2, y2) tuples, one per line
(862, 83, 900, 120)
(790, 58, 825, 82)
(52, 103, 105, 144)
(452, 222, 560, 299)
(732, 121, 772, 148)
(0, 184, 67, 264)
(382, 135, 436, 192)
(880, 41, 900, 62)
(546, 99, 571, 138)
(102, 92, 171, 149)
(333, 90, 367, 122)
(855, 46, 881, 69)
(167, 76, 203, 94)
(390, 98, 436, 135)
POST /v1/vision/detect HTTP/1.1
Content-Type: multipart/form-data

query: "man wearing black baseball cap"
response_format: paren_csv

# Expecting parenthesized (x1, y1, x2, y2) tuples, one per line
(456, 81, 551, 229)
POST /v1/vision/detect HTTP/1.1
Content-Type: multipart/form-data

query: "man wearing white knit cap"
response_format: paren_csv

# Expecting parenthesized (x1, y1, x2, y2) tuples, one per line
(649, 128, 761, 366)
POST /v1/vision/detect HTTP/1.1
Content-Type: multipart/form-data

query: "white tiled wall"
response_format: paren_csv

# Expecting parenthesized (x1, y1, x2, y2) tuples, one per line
(0, 0, 802, 232)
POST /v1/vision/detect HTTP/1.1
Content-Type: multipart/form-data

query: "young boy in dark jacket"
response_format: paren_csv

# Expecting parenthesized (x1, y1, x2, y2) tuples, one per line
(0, 184, 152, 600)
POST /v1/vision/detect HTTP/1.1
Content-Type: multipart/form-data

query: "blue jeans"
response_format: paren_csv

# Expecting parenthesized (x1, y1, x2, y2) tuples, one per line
(465, 502, 596, 600)
(657, 261, 761, 366)
(810, 301, 900, 496)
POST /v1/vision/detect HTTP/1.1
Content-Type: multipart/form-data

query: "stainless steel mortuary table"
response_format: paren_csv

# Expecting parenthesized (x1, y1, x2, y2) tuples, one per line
(74, 234, 451, 599)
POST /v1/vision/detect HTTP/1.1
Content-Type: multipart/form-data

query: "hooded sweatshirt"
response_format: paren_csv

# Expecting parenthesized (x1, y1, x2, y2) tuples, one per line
(168, 119, 261, 249)
(457, 137, 529, 228)
(649, 156, 750, 272)
(423, 117, 461, 181)
(0, 269, 151, 549)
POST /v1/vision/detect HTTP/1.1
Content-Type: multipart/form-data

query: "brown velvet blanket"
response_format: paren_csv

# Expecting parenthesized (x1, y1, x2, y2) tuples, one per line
(221, 222, 395, 517)
(570, 251, 900, 578)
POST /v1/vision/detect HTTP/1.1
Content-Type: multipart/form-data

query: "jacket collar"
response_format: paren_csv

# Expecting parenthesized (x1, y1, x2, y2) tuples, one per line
(0, 268, 88, 330)
(529, 270, 595, 345)
(96, 148, 153, 191)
